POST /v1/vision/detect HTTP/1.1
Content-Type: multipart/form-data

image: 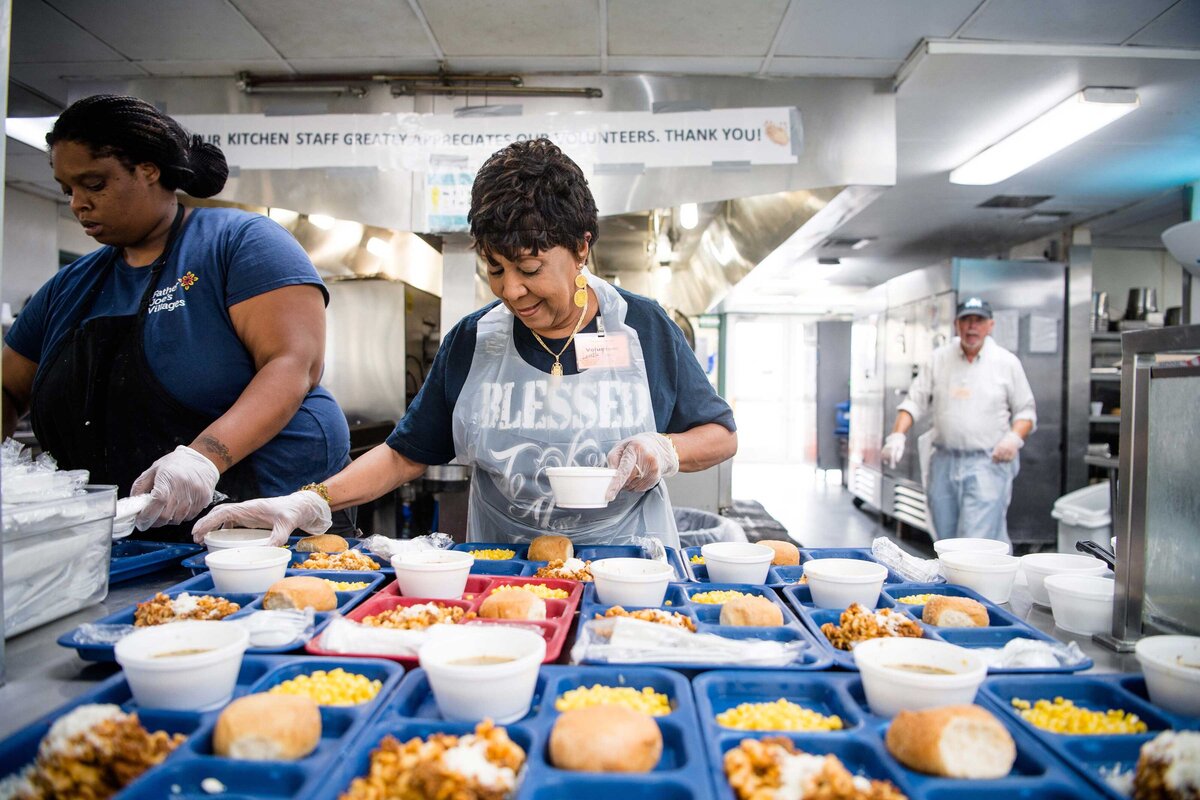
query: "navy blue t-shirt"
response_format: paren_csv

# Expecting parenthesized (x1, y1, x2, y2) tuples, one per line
(386, 289, 735, 465)
(5, 207, 351, 496)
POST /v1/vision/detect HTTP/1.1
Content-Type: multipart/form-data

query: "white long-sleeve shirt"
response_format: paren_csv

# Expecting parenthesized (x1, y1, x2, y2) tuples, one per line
(897, 336, 1037, 451)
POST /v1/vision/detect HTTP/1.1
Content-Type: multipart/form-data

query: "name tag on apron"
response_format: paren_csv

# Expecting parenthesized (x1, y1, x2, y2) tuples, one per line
(575, 332, 630, 369)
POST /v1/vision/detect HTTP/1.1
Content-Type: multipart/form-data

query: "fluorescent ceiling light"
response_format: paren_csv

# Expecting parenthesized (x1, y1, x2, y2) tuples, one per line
(366, 236, 391, 258)
(654, 265, 673, 282)
(950, 88, 1139, 186)
(267, 207, 299, 227)
(849, 237, 874, 250)
(308, 213, 336, 230)
(5, 117, 54, 151)
(678, 202, 699, 230)
(655, 233, 674, 263)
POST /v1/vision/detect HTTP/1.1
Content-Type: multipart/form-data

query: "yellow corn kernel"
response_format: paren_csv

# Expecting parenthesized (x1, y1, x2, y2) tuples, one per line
(1011, 696, 1147, 735)
(324, 580, 370, 591)
(472, 548, 516, 560)
(490, 583, 569, 600)
(554, 684, 671, 716)
(690, 555, 706, 564)
(690, 590, 751, 605)
(895, 593, 936, 605)
(268, 667, 383, 706)
(716, 699, 844, 732)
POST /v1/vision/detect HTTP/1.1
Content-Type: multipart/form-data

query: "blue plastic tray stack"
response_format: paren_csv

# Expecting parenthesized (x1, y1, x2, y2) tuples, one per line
(109, 539, 203, 584)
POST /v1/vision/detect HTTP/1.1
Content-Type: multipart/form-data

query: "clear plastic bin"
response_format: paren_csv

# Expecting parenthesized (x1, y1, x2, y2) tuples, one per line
(1051, 481, 1111, 554)
(3, 485, 117, 638)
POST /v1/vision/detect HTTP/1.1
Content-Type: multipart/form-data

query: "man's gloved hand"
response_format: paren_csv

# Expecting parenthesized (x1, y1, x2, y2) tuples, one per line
(132, 446, 220, 530)
(991, 431, 1024, 463)
(605, 432, 680, 502)
(881, 432, 906, 469)
(191, 490, 332, 546)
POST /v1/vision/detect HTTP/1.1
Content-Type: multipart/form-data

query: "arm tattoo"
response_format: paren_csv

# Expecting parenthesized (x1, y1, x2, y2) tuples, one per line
(196, 434, 234, 470)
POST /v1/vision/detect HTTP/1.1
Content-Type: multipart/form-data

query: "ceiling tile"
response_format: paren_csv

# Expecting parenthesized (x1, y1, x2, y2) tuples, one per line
(958, 0, 1178, 45)
(446, 56, 604, 73)
(421, 0, 598, 56)
(10, 61, 151, 106)
(605, 56, 764, 75)
(285, 58, 442, 75)
(137, 59, 291, 77)
(774, 0, 980, 59)
(12, 0, 126, 64)
(608, 0, 788, 56)
(233, 0, 435, 59)
(767, 57, 902, 78)
(1127, 0, 1200, 48)
(45, 0, 279, 61)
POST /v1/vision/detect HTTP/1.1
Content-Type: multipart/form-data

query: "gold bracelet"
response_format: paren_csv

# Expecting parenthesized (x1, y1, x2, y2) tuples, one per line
(662, 433, 680, 465)
(300, 482, 332, 505)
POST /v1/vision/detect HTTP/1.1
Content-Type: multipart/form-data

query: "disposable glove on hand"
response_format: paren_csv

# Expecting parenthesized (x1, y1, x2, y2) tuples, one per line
(605, 432, 680, 502)
(191, 490, 332, 546)
(881, 433, 906, 469)
(132, 446, 220, 530)
(991, 431, 1024, 463)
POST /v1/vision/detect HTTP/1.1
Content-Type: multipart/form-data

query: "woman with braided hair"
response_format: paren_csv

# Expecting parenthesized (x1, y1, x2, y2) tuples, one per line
(1, 94, 353, 541)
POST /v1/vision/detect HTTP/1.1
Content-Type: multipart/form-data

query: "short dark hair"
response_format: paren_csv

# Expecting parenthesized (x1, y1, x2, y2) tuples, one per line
(47, 94, 228, 198)
(469, 138, 598, 263)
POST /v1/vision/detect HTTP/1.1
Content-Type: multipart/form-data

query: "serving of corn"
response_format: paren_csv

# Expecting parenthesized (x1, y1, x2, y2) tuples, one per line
(490, 583, 569, 600)
(1011, 697, 1148, 735)
(324, 580, 370, 591)
(690, 590, 750, 605)
(716, 699, 844, 731)
(471, 548, 516, 560)
(269, 668, 382, 706)
(690, 554, 706, 564)
(895, 594, 936, 605)
(555, 684, 672, 716)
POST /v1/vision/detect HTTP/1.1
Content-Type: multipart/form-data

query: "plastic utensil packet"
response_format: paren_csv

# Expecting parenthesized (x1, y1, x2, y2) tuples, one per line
(362, 532, 453, 562)
(871, 537, 941, 583)
(73, 623, 136, 645)
(570, 616, 805, 667)
(230, 607, 315, 648)
(974, 637, 1087, 668)
(630, 535, 667, 563)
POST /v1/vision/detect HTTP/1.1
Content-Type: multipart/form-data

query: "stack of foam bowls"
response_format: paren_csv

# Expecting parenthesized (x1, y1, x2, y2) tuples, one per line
(853, 638, 988, 718)
(1020, 553, 1109, 606)
(1135, 635, 1200, 717)
(392, 549, 474, 599)
(803, 558, 888, 610)
(933, 537, 1011, 556)
(591, 558, 673, 606)
(937, 551, 1020, 603)
(700, 542, 774, 584)
(115, 620, 249, 711)
(1043, 574, 1115, 635)
(205, 546, 291, 592)
(419, 626, 547, 723)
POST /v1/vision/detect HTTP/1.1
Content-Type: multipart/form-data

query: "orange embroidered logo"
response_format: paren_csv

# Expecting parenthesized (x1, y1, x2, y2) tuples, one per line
(178, 271, 198, 290)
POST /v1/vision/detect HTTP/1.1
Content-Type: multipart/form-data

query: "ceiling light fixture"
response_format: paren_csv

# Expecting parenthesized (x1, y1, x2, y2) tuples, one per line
(307, 214, 336, 230)
(5, 117, 53, 151)
(849, 238, 874, 250)
(678, 203, 699, 230)
(950, 88, 1139, 186)
(267, 207, 299, 227)
(366, 236, 392, 258)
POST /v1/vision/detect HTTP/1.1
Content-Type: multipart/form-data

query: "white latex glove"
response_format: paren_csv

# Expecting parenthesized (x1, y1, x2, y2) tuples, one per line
(605, 432, 680, 502)
(881, 432, 906, 469)
(132, 446, 220, 530)
(191, 490, 332, 546)
(991, 430, 1024, 463)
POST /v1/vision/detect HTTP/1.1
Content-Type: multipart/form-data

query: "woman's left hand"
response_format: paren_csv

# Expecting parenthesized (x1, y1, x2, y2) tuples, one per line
(605, 432, 680, 501)
(132, 446, 221, 529)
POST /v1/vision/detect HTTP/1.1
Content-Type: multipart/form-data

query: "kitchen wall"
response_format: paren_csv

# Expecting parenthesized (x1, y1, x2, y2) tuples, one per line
(2, 188, 57, 312)
(1092, 247, 1185, 321)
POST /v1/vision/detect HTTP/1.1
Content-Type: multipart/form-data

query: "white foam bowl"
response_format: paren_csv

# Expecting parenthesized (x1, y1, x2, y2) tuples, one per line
(1021, 553, 1109, 606)
(546, 466, 617, 509)
(591, 557, 674, 607)
(1135, 635, 1200, 717)
(419, 626, 546, 723)
(1044, 574, 1115, 635)
(204, 546, 291, 593)
(933, 538, 1011, 556)
(115, 620, 249, 711)
(700, 542, 774, 584)
(803, 558, 888, 610)
(203, 528, 274, 552)
(938, 551, 1020, 604)
(392, 549, 474, 599)
(854, 637, 988, 718)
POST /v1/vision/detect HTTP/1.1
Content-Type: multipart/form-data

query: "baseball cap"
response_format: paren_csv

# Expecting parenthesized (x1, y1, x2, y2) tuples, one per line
(956, 296, 993, 320)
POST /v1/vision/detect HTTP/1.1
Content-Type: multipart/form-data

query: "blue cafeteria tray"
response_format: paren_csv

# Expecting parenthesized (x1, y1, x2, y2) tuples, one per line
(309, 663, 714, 800)
(783, 581, 1095, 673)
(682, 545, 914, 587)
(109, 539, 202, 584)
(0, 654, 404, 800)
(57, 569, 384, 661)
(454, 541, 691, 582)
(694, 670, 1102, 800)
(575, 581, 832, 671)
(182, 534, 364, 574)
(978, 673, 1200, 799)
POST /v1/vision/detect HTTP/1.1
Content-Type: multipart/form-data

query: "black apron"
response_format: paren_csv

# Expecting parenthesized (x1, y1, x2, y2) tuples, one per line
(30, 207, 260, 542)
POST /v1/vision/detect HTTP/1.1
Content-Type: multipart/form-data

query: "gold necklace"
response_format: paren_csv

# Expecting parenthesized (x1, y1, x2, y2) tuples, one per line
(529, 295, 589, 377)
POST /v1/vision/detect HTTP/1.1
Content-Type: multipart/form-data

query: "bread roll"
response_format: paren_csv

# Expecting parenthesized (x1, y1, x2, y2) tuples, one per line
(479, 589, 547, 620)
(719, 595, 784, 627)
(528, 535, 573, 563)
(549, 706, 661, 772)
(213, 694, 321, 761)
(921, 596, 989, 628)
(295, 534, 348, 553)
(885, 705, 1015, 778)
(263, 576, 337, 612)
(760, 540, 800, 566)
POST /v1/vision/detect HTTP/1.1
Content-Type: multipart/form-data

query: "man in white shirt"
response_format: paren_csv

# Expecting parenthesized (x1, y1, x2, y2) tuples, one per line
(880, 297, 1036, 543)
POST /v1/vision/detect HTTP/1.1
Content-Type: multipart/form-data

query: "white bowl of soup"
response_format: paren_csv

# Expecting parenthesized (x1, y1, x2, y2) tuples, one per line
(205, 546, 291, 593)
(546, 466, 617, 509)
(853, 637, 987, 718)
(392, 549, 475, 599)
(802, 558, 888, 610)
(418, 626, 546, 723)
(203, 528, 274, 552)
(115, 620, 249, 711)
(590, 558, 674, 607)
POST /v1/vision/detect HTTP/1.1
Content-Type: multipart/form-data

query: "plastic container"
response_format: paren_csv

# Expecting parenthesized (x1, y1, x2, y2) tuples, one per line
(589, 557, 673, 606)
(700, 542, 773, 584)
(418, 626, 546, 723)
(204, 546, 291, 592)
(545, 466, 616, 509)
(1043, 574, 1114, 635)
(203, 528, 274, 552)
(1135, 635, 1200, 717)
(1020, 553, 1109, 606)
(853, 637, 987, 718)
(802, 558, 887, 610)
(1051, 481, 1112, 554)
(933, 537, 1011, 556)
(392, 549, 474, 598)
(938, 551, 1020, 603)
(114, 620, 249, 710)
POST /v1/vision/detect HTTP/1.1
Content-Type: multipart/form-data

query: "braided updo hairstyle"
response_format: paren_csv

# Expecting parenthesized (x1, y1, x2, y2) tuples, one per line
(47, 95, 228, 198)
(469, 138, 598, 263)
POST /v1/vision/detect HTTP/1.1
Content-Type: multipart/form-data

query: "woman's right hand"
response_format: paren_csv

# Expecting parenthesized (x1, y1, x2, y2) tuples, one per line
(191, 490, 331, 546)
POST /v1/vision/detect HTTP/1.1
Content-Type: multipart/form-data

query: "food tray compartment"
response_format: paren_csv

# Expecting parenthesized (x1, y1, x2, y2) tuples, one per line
(695, 670, 1099, 800)
(109, 540, 203, 584)
(574, 581, 831, 671)
(57, 570, 384, 661)
(784, 581, 1094, 673)
(682, 545, 906, 587)
(309, 664, 713, 800)
(453, 541, 690, 582)
(181, 534, 364, 574)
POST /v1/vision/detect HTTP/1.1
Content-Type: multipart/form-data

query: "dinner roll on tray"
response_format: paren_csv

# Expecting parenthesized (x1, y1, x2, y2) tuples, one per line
(885, 705, 1016, 778)
(759, 540, 800, 566)
(921, 596, 989, 628)
(214, 694, 322, 761)
(719, 595, 784, 627)
(528, 534, 573, 563)
(550, 706, 662, 772)
(295, 534, 349, 553)
(263, 576, 337, 612)
(479, 589, 547, 620)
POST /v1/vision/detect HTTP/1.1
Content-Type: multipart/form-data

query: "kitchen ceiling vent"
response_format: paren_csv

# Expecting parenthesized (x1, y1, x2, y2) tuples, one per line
(976, 195, 1053, 209)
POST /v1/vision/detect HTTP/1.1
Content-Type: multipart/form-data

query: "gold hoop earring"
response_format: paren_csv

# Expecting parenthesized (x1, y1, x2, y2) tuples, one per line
(574, 272, 588, 308)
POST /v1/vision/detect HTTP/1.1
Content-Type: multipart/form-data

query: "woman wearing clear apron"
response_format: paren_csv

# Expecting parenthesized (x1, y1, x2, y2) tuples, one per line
(195, 139, 738, 548)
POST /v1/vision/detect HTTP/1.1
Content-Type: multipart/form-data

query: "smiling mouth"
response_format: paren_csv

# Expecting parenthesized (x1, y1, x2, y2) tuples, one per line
(514, 301, 541, 317)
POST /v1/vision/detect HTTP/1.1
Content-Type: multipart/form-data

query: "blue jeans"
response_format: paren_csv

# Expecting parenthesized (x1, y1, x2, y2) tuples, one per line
(927, 449, 1017, 544)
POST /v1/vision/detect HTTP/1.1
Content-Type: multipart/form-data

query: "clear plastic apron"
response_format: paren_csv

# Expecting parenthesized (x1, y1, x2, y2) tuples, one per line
(452, 272, 679, 548)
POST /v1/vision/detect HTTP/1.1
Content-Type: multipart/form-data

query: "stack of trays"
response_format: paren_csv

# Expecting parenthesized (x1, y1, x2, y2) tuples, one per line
(109, 539, 202, 584)
(783, 582, 1094, 673)
(683, 546, 912, 586)
(455, 542, 690, 581)
(182, 535, 364, 575)
(310, 664, 714, 800)
(58, 570, 385, 660)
